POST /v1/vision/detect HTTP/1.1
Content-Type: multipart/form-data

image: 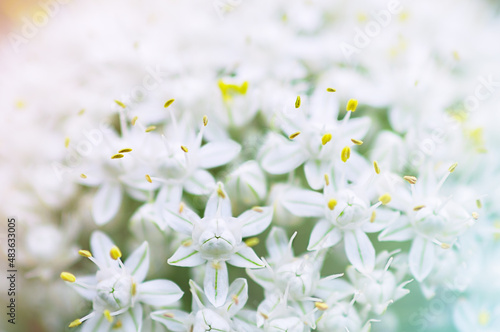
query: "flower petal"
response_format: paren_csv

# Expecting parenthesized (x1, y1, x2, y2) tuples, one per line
(138, 279, 184, 307)
(199, 139, 241, 169)
(344, 229, 375, 273)
(308, 219, 341, 251)
(168, 245, 204, 267)
(92, 182, 123, 225)
(228, 246, 264, 268)
(204, 183, 232, 218)
(239, 206, 273, 237)
(163, 203, 199, 235)
(189, 279, 210, 309)
(260, 134, 308, 174)
(282, 188, 324, 217)
(204, 260, 229, 308)
(90, 231, 118, 269)
(378, 216, 415, 242)
(81, 313, 112, 332)
(184, 169, 216, 195)
(70, 275, 97, 300)
(224, 278, 248, 316)
(409, 236, 435, 282)
(266, 227, 293, 261)
(119, 305, 143, 332)
(304, 160, 330, 190)
(124, 242, 149, 284)
(150, 309, 190, 332)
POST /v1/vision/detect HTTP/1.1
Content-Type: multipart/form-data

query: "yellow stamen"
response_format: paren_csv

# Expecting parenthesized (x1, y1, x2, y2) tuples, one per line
(341, 146, 350, 162)
(379, 193, 391, 205)
(327, 199, 337, 210)
(245, 237, 260, 247)
(441, 243, 451, 249)
(260, 312, 269, 319)
(351, 138, 363, 145)
(326, 88, 336, 92)
(78, 109, 85, 116)
(118, 148, 132, 153)
(164, 99, 175, 108)
(113, 320, 123, 329)
(218, 80, 249, 101)
(104, 310, 114, 323)
(114, 100, 126, 108)
(476, 199, 482, 209)
(180, 145, 188, 153)
(181, 239, 193, 247)
(478, 310, 490, 326)
(163, 312, 175, 318)
(69, 319, 82, 328)
(295, 96, 301, 108)
(145, 174, 152, 183)
(289, 131, 301, 139)
(111, 154, 124, 159)
(65, 137, 70, 148)
(322, 133, 332, 145)
(179, 202, 185, 213)
(346, 99, 358, 112)
(252, 206, 263, 213)
(403, 176, 417, 185)
(110, 246, 122, 260)
(217, 187, 226, 199)
(370, 211, 376, 223)
(145, 125, 156, 133)
(315, 302, 329, 311)
(211, 261, 221, 269)
(203, 115, 208, 126)
(15, 100, 25, 109)
(373, 161, 380, 174)
(78, 250, 92, 258)
(413, 205, 425, 211)
(80, 174, 87, 179)
(131, 282, 137, 296)
(131, 116, 138, 126)
(60, 272, 76, 283)
(324, 174, 330, 186)
(449, 162, 458, 173)
(232, 294, 239, 305)
(472, 212, 479, 220)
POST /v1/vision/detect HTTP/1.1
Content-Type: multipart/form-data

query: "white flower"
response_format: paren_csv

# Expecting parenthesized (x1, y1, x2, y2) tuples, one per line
(167, 183, 273, 306)
(61, 231, 183, 331)
(225, 160, 267, 207)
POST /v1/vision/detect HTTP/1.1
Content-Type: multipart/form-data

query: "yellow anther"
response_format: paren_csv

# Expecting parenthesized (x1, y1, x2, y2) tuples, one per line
(118, 148, 132, 153)
(326, 88, 336, 92)
(295, 96, 301, 108)
(78, 250, 92, 258)
(289, 131, 301, 139)
(315, 302, 329, 311)
(218, 80, 249, 101)
(115, 100, 126, 108)
(232, 294, 240, 305)
(211, 261, 222, 269)
(260, 312, 269, 319)
(181, 238, 193, 247)
(373, 161, 380, 174)
(68, 319, 82, 328)
(449, 162, 458, 173)
(104, 310, 114, 323)
(163, 312, 175, 318)
(403, 176, 417, 185)
(252, 206, 264, 213)
(476, 199, 482, 209)
(109, 246, 122, 260)
(341, 146, 351, 162)
(322, 133, 332, 145)
(131, 282, 137, 296)
(113, 320, 123, 329)
(203, 115, 208, 126)
(327, 199, 337, 210)
(346, 99, 358, 112)
(78, 109, 85, 116)
(180, 145, 188, 153)
(351, 138, 363, 145)
(379, 193, 391, 205)
(478, 310, 490, 326)
(370, 210, 376, 223)
(245, 237, 260, 247)
(164, 99, 175, 108)
(145, 125, 156, 133)
(472, 212, 479, 220)
(80, 174, 87, 179)
(179, 202, 185, 213)
(413, 205, 425, 211)
(111, 154, 124, 159)
(324, 174, 330, 186)
(453, 51, 460, 61)
(15, 100, 25, 109)
(60, 272, 76, 283)
(217, 187, 226, 199)
(145, 174, 152, 183)
(131, 116, 138, 126)
(440, 243, 451, 249)
(65, 137, 70, 148)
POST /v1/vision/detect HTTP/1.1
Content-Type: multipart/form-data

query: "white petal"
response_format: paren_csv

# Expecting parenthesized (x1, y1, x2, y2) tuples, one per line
(90, 231, 118, 269)
(409, 236, 435, 282)
(239, 206, 273, 237)
(224, 278, 248, 316)
(92, 182, 123, 225)
(343, 117, 371, 140)
(71, 275, 97, 300)
(163, 203, 199, 235)
(138, 280, 183, 307)
(308, 219, 341, 251)
(304, 160, 330, 190)
(378, 216, 415, 242)
(81, 314, 112, 332)
(189, 279, 210, 309)
(246, 267, 274, 290)
(228, 246, 264, 268)
(204, 183, 232, 218)
(266, 227, 293, 260)
(124, 242, 149, 284)
(282, 188, 324, 217)
(199, 139, 241, 169)
(344, 229, 375, 273)
(119, 305, 143, 332)
(260, 135, 308, 174)
(184, 169, 216, 195)
(150, 309, 190, 332)
(168, 245, 204, 267)
(204, 260, 229, 308)
(363, 209, 401, 233)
